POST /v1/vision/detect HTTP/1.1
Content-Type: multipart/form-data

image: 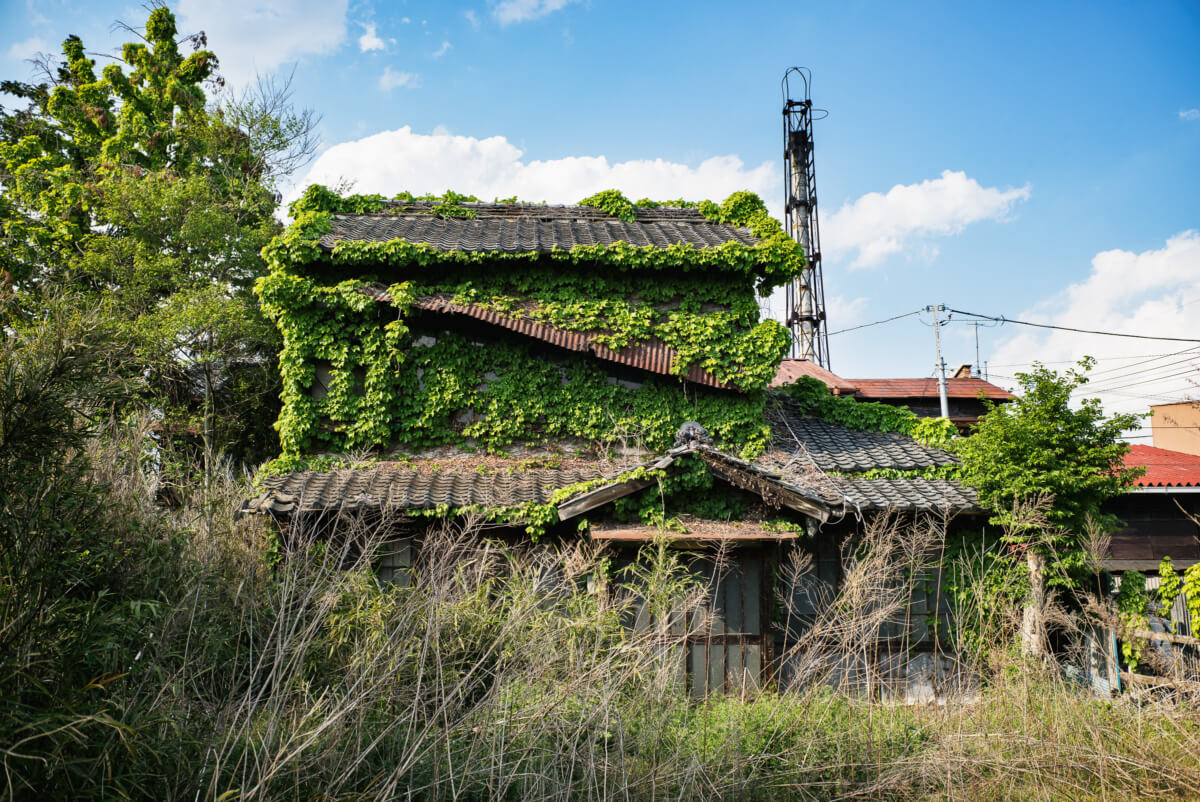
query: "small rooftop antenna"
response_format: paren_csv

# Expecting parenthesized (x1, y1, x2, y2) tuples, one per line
(782, 67, 830, 367)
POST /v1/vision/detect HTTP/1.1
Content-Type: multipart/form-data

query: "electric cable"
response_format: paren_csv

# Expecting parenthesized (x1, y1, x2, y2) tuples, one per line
(824, 310, 922, 337)
(945, 308, 1200, 343)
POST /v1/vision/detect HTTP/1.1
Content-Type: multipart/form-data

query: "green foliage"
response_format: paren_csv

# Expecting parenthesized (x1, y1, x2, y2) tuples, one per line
(1115, 570, 1148, 671)
(0, 6, 302, 466)
(288, 185, 483, 218)
(940, 530, 1030, 660)
(257, 271, 773, 464)
(1159, 556, 1182, 619)
(579, 188, 637, 221)
(257, 185, 803, 469)
(1185, 563, 1200, 639)
(956, 360, 1142, 539)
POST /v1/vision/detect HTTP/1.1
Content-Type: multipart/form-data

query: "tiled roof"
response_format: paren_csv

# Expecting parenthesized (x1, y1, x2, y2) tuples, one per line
(847, 377, 1015, 401)
(1125, 444, 1200, 488)
(318, 203, 759, 253)
(359, 287, 733, 389)
(241, 463, 610, 517)
(770, 359, 858, 393)
(824, 477, 979, 513)
(768, 402, 959, 472)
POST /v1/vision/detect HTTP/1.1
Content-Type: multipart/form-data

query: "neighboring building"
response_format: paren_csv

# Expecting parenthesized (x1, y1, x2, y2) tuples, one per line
(242, 188, 982, 693)
(772, 358, 1015, 432)
(1149, 401, 1200, 456)
(1105, 444, 1200, 571)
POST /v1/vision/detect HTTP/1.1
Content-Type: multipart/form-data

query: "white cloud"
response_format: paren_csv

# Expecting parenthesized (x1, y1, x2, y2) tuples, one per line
(823, 170, 1031, 269)
(178, 0, 348, 87)
(6, 36, 48, 61)
(358, 23, 385, 52)
(432, 40, 451, 58)
(1180, 108, 1200, 121)
(288, 125, 775, 212)
(379, 67, 418, 90)
(990, 230, 1200, 419)
(401, 17, 411, 24)
(463, 10, 480, 29)
(491, 0, 578, 25)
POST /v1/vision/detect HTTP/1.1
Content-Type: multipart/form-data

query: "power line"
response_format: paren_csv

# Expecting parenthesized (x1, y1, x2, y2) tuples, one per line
(825, 310, 921, 337)
(1075, 359, 1200, 394)
(946, 308, 1200, 343)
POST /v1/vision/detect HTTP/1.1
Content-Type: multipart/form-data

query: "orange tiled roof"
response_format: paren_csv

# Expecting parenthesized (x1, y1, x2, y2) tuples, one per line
(847, 377, 1015, 401)
(1125, 444, 1200, 488)
(770, 359, 858, 393)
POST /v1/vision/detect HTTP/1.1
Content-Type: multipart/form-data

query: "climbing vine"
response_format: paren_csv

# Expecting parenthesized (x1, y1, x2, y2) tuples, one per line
(1185, 563, 1200, 639)
(1115, 570, 1149, 671)
(257, 186, 800, 472)
(1158, 556, 1181, 620)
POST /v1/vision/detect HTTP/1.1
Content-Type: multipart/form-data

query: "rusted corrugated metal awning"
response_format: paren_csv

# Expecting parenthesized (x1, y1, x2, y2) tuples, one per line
(360, 287, 735, 390)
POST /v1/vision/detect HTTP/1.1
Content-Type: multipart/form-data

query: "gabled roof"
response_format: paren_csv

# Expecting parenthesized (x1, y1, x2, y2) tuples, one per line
(847, 377, 1015, 401)
(242, 461, 613, 517)
(358, 286, 733, 389)
(1124, 444, 1200, 488)
(319, 202, 760, 253)
(770, 359, 858, 393)
(241, 419, 981, 521)
(768, 401, 959, 472)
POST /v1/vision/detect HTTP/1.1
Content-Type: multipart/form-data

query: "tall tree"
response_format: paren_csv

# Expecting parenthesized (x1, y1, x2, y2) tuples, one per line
(0, 6, 316, 467)
(955, 359, 1143, 656)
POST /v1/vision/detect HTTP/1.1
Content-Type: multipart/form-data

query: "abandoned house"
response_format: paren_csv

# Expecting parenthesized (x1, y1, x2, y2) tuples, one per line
(241, 186, 984, 693)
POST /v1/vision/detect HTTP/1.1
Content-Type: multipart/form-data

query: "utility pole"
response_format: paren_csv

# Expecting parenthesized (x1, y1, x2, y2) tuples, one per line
(926, 304, 950, 419)
(972, 321, 982, 378)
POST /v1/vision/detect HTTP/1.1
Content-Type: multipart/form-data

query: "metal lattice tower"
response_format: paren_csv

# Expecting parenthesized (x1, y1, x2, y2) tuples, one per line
(782, 67, 830, 367)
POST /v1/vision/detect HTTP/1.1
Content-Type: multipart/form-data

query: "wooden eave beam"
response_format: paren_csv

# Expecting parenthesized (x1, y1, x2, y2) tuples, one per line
(556, 478, 654, 520)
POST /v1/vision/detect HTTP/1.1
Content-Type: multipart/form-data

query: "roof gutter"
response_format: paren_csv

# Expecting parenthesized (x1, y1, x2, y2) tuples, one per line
(1125, 486, 1200, 495)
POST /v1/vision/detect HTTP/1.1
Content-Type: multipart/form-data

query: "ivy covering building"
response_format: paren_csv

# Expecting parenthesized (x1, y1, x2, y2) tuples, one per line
(244, 185, 983, 692)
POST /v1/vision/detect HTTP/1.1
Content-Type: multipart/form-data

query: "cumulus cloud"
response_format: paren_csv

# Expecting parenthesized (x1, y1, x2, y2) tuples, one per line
(379, 67, 418, 90)
(491, 0, 578, 25)
(1180, 108, 1200, 121)
(463, 10, 480, 29)
(6, 36, 48, 61)
(989, 230, 1200, 420)
(823, 170, 1030, 269)
(432, 40, 451, 58)
(288, 125, 776, 210)
(358, 23, 385, 52)
(178, 0, 348, 87)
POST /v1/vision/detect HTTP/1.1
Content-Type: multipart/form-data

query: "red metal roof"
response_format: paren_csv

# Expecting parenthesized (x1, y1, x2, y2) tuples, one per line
(846, 377, 1016, 401)
(770, 359, 858, 394)
(360, 288, 733, 390)
(1125, 444, 1200, 487)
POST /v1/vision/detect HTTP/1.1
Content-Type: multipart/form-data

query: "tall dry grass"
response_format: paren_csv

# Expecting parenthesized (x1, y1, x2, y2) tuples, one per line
(5, 404, 1200, 798)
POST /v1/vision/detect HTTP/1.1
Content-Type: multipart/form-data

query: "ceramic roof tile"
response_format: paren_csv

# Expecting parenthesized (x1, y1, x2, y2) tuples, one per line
(240, 463, 610, 517)
(821, 477, 980, 513)
(318, 203, 760, 253)
(768, 401, 959, 472)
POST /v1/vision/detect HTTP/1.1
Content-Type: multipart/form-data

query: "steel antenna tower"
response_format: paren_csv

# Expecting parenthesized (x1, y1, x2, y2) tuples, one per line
(781, 67, 830, 367)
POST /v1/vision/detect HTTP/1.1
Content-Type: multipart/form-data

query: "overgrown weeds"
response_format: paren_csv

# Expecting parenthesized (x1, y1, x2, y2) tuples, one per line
(3, 307, 1200, 798)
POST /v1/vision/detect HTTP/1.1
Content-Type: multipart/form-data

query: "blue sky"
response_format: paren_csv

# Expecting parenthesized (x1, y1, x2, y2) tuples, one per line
(3, 0, 1200, 432)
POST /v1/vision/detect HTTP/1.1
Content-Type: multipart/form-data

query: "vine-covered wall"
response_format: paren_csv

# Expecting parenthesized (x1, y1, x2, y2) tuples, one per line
(256, 187, 807, 473)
